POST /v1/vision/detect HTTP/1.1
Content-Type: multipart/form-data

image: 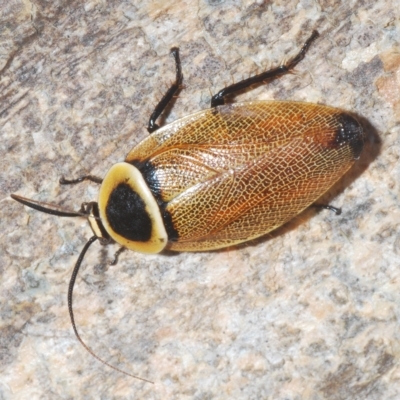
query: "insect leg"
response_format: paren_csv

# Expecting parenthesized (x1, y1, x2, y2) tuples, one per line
(211, 30, 319, 107)
(313, 204, 342, 215)
(59, 175, 103, 185)
(109, 246, 126, 266)
(147, 47, 183, 133)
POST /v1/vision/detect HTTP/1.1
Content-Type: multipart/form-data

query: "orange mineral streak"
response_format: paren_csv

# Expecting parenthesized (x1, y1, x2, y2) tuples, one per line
(126, 101, 362, 251)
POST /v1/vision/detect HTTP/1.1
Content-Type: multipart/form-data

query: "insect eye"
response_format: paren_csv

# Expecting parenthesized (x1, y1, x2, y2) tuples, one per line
(106, 183, 152, 242)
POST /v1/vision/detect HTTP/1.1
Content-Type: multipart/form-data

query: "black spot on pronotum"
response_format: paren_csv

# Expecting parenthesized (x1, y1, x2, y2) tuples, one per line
(106, 183, 152, 241)
(335, 113, 365, 159)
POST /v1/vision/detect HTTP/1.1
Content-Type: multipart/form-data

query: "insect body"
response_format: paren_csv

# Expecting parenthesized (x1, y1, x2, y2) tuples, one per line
(11, 31, 364, 379)
(100, 100, 363, 255)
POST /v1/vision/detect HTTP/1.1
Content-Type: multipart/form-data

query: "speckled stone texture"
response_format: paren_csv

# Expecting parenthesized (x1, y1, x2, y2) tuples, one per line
(1, 1, 400, 399)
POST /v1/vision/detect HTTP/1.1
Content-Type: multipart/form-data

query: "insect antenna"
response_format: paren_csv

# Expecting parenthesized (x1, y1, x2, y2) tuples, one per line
(68, 236, 154, 383)
(10, 194, 87, 217)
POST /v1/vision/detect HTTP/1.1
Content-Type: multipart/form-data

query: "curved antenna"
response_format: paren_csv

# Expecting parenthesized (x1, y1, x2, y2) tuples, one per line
(68, 236, 154, 384)
(11, 194, 87, 217)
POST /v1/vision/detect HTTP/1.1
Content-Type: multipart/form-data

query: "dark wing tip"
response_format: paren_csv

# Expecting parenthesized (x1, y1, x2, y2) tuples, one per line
(335, 113, 365, 159)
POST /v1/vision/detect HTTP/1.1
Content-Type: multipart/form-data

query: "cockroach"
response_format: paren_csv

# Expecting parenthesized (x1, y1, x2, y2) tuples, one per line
(11, 30, 364, 381)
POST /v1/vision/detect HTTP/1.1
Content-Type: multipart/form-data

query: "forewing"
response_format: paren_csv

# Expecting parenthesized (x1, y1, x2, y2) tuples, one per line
(166, 131, 355, 251)
(127, 101, 348, 201)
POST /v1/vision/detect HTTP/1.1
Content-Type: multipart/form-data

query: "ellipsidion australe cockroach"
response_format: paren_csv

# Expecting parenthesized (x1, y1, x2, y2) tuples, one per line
(11, 30, 364, 381)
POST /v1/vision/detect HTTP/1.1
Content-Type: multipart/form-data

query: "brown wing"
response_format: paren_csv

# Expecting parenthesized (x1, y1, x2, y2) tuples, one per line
(126, 101, 364, 251)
